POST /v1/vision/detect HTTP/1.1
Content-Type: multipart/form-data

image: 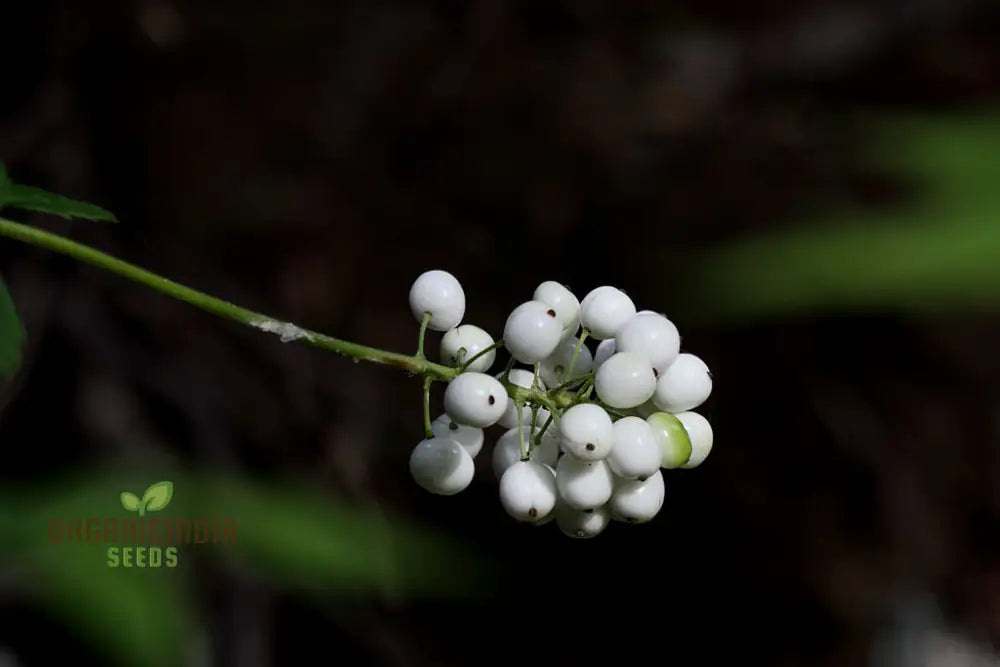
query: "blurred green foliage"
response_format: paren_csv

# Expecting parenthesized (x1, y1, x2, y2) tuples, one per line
(683, 109, 1000, 322)
(0, 277, 23, 381)
(0, 161, 117, 222)
(0, 469, 495, 667)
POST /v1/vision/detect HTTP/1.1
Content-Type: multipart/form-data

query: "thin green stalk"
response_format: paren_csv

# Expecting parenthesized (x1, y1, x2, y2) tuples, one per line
(422, 376, 434, 438)
(516, 399, 527, 460)
(550, 372, 591, 394)
(566, 328, 589, 378)
(528, 404, 539, 454)
(458, 339, 504, 372)
(533, 413, 554, 447)
(569, 377, 595, 406)
(0, 218, 458, 381)
(416, 311, 431, 359)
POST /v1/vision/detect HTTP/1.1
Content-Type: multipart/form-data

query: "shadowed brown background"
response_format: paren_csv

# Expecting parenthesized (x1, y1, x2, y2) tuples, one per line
(2, 1, 1000, 666)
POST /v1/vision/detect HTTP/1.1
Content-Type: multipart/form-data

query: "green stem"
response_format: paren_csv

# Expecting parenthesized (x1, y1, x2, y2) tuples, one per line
(569, 377, 595, 406)
(458, 339, 504, 373)
(534, 413, 554, 447)
(422, 376, 434, 438)
(566, 328, 589, 378)
(0, 218, 458, 381)
(551, 372, 591, 394)
(416, 311, 431, 359)
(516, 399, 527, 460)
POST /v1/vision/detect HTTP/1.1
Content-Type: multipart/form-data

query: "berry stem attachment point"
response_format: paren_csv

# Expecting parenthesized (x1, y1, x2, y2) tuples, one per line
(458, 339, 504, 373)
(501, 356, 515, 382)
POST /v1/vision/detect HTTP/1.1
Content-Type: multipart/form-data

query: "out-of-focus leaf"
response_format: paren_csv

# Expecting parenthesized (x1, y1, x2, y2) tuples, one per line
(191, 473, 495, 598)
(0, 184, 118, 222)
(0, 468, 493, 667)
(0, 276, 24, 381)
(0, 161, 116, 221)
(681, 110, 1000, 323)
(1, 472, 197, 667)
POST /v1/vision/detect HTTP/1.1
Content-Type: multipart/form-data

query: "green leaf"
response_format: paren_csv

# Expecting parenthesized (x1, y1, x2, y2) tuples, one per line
(0, 183, 118, 222)
(0, 467, 494, 667)
(141, 481, 173, 512)
(0, 472, 196, 667)
(119, 491, 140, 512)
(0, 276, 25, 381)
(196, 474, 496, 598)
(19, 549, 196, 667)
(680, 109, 1000, 323)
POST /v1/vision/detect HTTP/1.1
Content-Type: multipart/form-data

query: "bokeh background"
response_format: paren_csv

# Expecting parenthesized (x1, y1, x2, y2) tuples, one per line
(2, 1, 1000, 666)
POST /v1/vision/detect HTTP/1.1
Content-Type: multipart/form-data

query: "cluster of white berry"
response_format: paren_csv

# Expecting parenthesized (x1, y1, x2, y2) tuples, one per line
(406, 270, 713, 538)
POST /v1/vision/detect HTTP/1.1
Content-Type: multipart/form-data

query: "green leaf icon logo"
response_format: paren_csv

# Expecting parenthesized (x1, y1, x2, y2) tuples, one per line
(140, 481, 173, 516)
(120, 481, 174, 516)
(121, 491, 140, 512)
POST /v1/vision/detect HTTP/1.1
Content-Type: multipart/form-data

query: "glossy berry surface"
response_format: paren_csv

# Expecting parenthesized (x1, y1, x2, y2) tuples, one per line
(443, 372, 507, 428)
(408, 270, 465, 332)
(409, 437, 475, 495)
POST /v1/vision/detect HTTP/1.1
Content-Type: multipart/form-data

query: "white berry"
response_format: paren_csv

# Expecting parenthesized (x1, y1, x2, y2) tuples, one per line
(652, 353, 712, 412)
(440, 325, 496, 373)
(615, 312, 680, 372)
(539, 335, 594, 388)
(556, 503, 611, 539)
(609, 470, 665, 523)
(492, 426, 553, 478)
(443, 372, 507, 428)
(498, 368, 549, 430)
(430, 413, 484, 458)
(580, 286, 636, 340)
(594, 351, 657, 409)
(593, 338, 616, 370)
(675, 410, 713, 469)
(559, 403, 614, 460)
(409, 437, 475, 495)
(499, 461, 558, 522)
(533, 281, 580, 337)
(492, 428, 526, 479)
(503, 300, 563, 364)
(608, 416, 661, 480)
(556, 455, 614, 510)
(409, 270, 465, 332)
(531, 428, 561, 468)
(646, 411, 693, 469)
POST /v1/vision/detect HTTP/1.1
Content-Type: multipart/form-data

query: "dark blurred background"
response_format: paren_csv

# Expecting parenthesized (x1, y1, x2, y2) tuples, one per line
(2, 1, 1000, 666)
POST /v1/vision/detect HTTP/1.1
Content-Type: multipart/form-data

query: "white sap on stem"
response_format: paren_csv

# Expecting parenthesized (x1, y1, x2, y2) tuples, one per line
(251, 318, 310, 343)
